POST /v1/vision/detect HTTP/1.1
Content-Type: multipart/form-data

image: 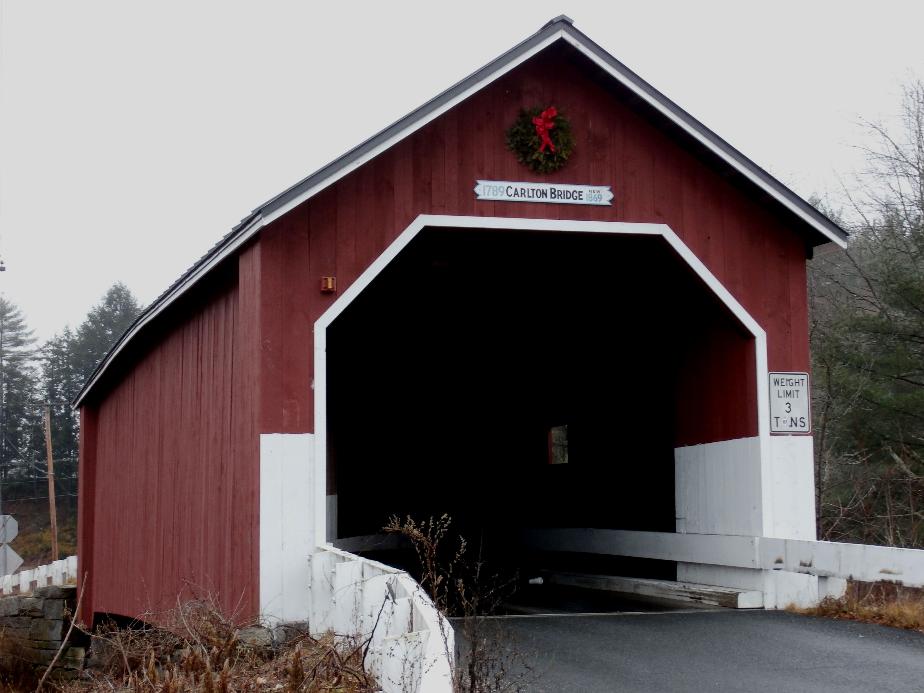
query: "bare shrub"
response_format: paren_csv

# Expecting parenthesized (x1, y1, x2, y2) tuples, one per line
(384, 514, 533, 693)
(384, 514, 466, 615)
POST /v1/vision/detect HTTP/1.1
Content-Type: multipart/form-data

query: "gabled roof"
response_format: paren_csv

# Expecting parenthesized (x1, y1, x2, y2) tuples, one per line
(73, 15, 848, 407)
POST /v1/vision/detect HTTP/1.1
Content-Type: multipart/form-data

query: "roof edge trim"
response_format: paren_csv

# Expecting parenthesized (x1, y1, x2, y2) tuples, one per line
(557, 28, 847, 248)
(72, 212, 265, 407)
(254, 19, 847, 247)
(258, 29, 566, 227)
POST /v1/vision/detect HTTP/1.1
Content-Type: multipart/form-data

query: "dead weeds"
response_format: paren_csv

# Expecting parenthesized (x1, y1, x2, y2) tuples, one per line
(14, 595, 377, 693)
(791, 581, 924, 632)
(65, 629, 375, 693)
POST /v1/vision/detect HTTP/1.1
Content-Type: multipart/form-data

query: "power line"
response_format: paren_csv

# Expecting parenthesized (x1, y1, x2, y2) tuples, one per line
(0, 399, 76, 408)
(3, 493, 77, 502)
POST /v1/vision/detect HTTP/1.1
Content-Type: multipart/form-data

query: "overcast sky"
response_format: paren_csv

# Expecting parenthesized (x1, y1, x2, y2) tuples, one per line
(1, 1, 922, 341)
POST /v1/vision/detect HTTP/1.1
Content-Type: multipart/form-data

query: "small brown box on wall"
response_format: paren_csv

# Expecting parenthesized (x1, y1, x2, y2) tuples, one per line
(320, 276, 337, 293)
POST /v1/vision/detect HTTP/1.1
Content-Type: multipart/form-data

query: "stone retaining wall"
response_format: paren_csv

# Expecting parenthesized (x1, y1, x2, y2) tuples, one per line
(0, 585, 85, 680)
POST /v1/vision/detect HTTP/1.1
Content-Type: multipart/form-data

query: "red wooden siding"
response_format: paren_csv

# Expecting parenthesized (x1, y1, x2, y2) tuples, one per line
(256, 217, 314, 433)
(256, 43, 810, 445)
(80, 262, 260, 622)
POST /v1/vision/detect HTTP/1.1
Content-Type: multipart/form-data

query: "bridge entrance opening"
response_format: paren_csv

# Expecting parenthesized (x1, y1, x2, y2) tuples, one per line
(325, 226, 757, 586)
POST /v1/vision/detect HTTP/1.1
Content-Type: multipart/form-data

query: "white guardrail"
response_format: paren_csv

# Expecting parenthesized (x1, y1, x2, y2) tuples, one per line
(520, 528, 924, 586)
(307, 545, 454, 693)
(0, 555, 78, 595)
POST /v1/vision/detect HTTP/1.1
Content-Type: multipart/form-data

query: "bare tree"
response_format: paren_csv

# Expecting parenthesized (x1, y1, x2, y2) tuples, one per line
(810, 80, 924, 546)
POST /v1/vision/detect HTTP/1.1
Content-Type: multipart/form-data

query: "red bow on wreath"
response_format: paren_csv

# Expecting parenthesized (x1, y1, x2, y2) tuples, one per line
(532, 106, 557, 153)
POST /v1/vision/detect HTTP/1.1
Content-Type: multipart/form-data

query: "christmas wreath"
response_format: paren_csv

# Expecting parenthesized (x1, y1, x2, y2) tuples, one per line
(505, 105, 574, 174)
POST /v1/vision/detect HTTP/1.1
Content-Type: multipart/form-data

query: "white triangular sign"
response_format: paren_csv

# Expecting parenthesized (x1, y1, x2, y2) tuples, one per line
(0, 516, 18, 544)
(0, 544, 23, 577)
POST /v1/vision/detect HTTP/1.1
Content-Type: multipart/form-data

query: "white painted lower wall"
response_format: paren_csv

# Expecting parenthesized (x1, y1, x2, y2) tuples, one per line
(675, 437, 763, 536)
(675, 435, 816, 540)
(673, 434, 819, 604)
(765, 435, 816, 540)
(259, 433, 314, 624)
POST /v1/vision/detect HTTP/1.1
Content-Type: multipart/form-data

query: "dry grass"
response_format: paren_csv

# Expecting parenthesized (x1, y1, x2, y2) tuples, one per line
(0, 631, 44, 693)
(12, 528, 77, 568)
(6, 498, 78, 568)
(0, 595, 379, 693)
(64, 629, 375, 693)
(792, 581, 924, 632)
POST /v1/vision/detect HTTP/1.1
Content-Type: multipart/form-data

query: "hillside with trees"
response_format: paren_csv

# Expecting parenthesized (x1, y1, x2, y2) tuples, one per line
(810, 81, 924, 547)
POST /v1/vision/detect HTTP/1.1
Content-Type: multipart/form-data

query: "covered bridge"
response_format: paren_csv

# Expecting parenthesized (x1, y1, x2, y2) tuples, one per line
(75, 17, 852, 627)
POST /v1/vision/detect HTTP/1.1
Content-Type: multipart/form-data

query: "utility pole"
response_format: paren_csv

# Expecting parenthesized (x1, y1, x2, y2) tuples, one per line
(43, 405, 58, 562)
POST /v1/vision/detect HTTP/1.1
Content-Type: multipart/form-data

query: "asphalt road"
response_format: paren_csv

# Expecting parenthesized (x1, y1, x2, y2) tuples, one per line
(468, 609, 924, 692)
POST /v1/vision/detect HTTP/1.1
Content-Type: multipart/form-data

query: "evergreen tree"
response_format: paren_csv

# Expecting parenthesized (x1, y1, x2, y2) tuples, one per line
(38, 283, 141, 487)
(71, 282, 141, 383)
(0, 297, 41, 493)
(41, 328, 81, 465)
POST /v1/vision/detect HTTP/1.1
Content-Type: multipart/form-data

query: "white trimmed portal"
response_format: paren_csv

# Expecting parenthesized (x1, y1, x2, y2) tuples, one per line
(258, 214, 821, 617)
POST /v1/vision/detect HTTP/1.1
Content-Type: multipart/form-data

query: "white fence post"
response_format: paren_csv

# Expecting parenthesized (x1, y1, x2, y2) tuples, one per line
(0, 555, 77, 596)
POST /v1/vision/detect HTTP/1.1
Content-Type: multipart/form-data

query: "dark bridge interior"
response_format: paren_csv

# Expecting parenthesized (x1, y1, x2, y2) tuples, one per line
(326, 227, 754, 580)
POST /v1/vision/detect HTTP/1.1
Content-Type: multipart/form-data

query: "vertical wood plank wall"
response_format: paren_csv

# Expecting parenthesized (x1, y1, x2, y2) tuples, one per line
(81, 264, 260, 621)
